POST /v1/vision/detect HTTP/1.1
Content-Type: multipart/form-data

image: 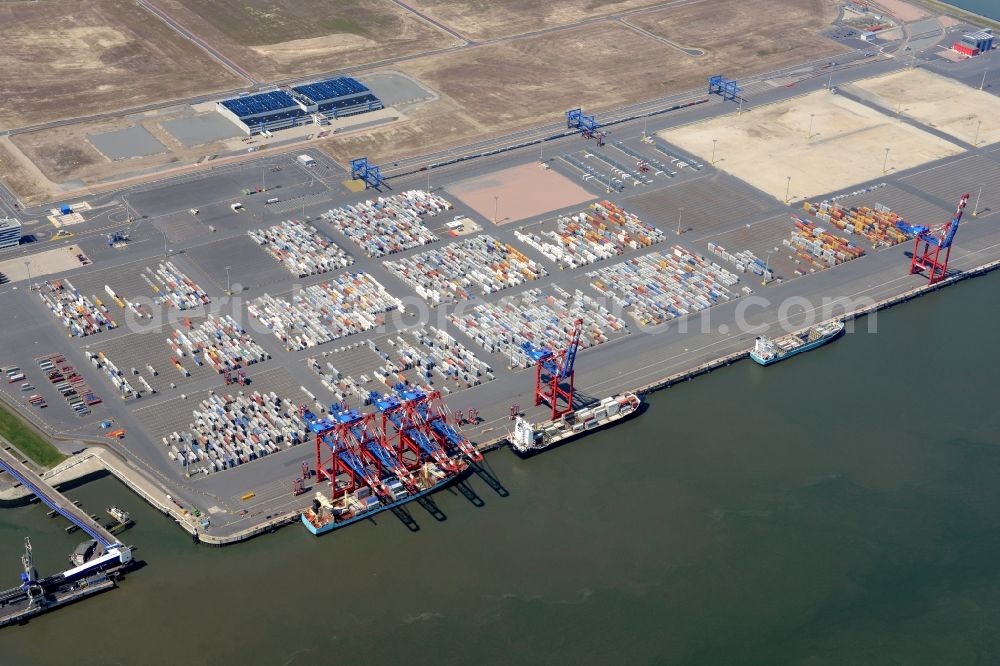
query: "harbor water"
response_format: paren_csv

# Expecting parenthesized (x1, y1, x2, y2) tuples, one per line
(2, 271, 1000, 664)
(945, 0, 1000, 21)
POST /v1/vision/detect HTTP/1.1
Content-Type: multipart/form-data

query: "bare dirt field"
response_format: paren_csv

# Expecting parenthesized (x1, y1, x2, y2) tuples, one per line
(0, 246, 88, 282)
(11, 115, 185, 187)
(629, 0, 844, 75)
(402, 0, 666, 40)
(658, 90, 965, 201)
(155, 0, 461, 81)
(2, 106, 406, 204)
(0, 139, 55, 206)
(848, 69, 1000, 147)
(866, 0, 929, 23)
(320, 0, 846, 166)
(0, 0, 242, 131)
(448, 163, 596, 223)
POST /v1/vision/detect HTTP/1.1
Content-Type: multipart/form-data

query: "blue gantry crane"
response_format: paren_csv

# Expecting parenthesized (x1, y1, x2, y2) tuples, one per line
(566, 108, 605, 146)
(350, 157, 385, 189)
(107, 229, 129, 247)
(708, 75, 741, 102)
(520, 318, 583, 420)
(895, 192, 970, 285)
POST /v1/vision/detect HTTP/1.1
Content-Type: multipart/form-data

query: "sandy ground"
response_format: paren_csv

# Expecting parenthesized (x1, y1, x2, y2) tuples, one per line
(155, 0, 461, 80)
(320, 0, 846, 166)
(629, 0, 843, 74)
(0, 139, 57, 206)
(402, 0, 666, 40)
(0, 1, 242, 131)
(659, 89, 965, 201)
(848, 69, 1000, 147)
(447, 163, 596, 224)
(1, 0, 846, 203)
(2, 108, 407, 205)
(0, 246, 89, 282)
(866, 0, 929, 23)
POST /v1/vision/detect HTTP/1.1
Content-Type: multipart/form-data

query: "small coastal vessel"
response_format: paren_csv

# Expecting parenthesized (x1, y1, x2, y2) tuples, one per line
(750, 321, 845, 366)
(509, 392, 642, 457)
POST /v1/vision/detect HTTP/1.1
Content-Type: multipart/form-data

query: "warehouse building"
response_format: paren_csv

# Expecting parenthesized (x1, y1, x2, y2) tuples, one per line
(0, 217, 22, 249)
(291, 77, 382, 118)
(216, 77, 383, 135)
(953, 29, 994, 57)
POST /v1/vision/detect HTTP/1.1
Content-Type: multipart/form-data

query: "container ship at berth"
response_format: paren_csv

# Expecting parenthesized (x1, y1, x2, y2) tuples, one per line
(510, 393, 642, 457)
(302, 461, 467, 535)
(300, 385, 480, 536)
(750, 321, 845, 366)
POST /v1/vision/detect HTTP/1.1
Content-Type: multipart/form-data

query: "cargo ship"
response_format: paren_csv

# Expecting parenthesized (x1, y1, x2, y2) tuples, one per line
(509, 392, 642, 457)
(301, 461, 467, 536)
(750, 321, 844, 366)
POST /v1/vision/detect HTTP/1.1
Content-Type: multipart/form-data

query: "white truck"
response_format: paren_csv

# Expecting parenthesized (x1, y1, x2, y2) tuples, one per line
(297, 154, 317, 167)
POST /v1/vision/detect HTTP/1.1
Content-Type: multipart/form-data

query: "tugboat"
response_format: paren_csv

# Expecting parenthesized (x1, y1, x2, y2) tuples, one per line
(106, 506, 131, 525)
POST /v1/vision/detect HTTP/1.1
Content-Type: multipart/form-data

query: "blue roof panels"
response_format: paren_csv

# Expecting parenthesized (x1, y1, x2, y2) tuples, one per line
(293, 77, 370, 104)
(221, 90, 299, 118)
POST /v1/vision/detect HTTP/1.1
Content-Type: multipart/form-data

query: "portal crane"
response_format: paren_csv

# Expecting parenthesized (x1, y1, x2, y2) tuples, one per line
(393, 384, 483, 463)
(708, 75, 741, 102)
(566, 108, 605, 146)
(896, 193, 970, 285)
(21, 537, 40, 604)
(341, 410, 415, 493)
(305, 409, 392, 500)
(370, 390, 458, 473)
(521, 318, 583, 420)
(350, 157, 386, 190)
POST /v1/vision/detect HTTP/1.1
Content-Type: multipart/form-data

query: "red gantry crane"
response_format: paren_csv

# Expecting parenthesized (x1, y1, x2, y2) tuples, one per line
(521, 318, 583, 420)
(896, 193, 970, 285)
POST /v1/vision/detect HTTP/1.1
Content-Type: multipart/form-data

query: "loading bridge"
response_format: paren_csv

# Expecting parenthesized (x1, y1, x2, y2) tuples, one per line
(0, 444, 119, 550)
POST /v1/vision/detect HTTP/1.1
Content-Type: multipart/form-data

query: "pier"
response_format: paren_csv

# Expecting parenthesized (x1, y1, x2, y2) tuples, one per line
(0, 437, 119, 548)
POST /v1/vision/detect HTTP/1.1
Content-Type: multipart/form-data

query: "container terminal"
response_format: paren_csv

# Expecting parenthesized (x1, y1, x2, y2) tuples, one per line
(0, 6, 998, 565)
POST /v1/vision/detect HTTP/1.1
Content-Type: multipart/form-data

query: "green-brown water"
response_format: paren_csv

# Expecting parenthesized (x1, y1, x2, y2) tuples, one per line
(3, 272, 1000, 665)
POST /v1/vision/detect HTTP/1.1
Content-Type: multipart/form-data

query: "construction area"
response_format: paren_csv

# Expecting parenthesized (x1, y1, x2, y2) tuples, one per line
(0, 1, 241, 131)
(154, 0, 461, 80)
(847, 69, 1000, 146)
(319, 0, 849, 165)
(659, 88, 966, 201)
(0, 0, 852, 205)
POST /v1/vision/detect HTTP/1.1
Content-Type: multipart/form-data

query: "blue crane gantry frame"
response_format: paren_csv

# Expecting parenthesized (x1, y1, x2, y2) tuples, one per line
(708, 75, 741, 102)
(350, 157, 385, 189)
(566, 108, 606, 145)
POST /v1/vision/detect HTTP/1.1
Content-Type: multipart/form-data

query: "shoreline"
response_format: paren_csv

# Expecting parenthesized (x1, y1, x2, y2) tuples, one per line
(914, 0, 1000, 29)
(13, 253, 994, 546)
